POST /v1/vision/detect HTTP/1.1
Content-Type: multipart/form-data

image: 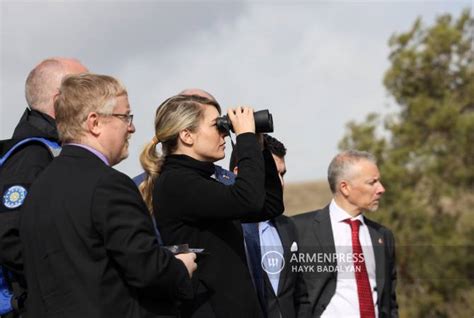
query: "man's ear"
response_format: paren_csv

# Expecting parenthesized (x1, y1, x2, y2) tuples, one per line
(339, 180, 351, 197)
(178, 129, 194, 146)
(233, 166, 239, 175)
(85, 112, 101, 136)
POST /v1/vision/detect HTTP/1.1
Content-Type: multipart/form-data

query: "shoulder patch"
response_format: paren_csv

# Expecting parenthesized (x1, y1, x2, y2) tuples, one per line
(2, 185, 28, 209)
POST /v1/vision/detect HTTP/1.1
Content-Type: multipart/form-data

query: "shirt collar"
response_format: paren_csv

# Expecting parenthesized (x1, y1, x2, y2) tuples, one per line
(329, 199, 365, 226)
(259, 220, 273, 234)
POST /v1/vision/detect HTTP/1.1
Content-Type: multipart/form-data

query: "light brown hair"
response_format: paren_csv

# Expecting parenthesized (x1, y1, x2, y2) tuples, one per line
(54, 73, 127, 143)
(139, 94, 221, 213)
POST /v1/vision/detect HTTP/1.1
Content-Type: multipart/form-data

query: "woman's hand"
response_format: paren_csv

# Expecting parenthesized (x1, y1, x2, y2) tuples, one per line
(175, 252, 197, 278)
(227, 106, 255, 136)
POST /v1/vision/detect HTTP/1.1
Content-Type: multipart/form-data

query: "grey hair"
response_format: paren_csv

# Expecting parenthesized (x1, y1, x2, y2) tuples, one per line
(327, 150, 377, 194)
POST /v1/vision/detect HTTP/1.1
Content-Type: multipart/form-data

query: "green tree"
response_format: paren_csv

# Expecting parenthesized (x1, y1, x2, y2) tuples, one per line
(339, 9, 474, 317)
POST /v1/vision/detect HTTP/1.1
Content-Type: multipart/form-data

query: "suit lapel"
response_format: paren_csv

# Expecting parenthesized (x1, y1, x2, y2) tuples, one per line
(312, 206, 336, 266)
(366, 218, 386, 299)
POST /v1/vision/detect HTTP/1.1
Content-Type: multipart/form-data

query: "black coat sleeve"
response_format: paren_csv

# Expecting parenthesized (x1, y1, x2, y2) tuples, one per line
(91, 171, 192, 299)
(239, 148, 284, 223)
(386, 229, 399, 318)
(0, 144, 52, 274)
(160, 133, 283, 222)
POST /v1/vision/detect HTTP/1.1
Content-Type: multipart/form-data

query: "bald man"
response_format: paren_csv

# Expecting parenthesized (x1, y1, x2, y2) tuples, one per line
(0, 57, 88, 317)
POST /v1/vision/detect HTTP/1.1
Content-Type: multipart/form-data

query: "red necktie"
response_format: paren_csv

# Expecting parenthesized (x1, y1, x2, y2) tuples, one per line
(345, 219, 375, 318)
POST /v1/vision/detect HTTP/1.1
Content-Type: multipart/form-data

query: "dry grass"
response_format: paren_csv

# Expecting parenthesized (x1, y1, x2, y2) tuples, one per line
(283, 180, 332, 216)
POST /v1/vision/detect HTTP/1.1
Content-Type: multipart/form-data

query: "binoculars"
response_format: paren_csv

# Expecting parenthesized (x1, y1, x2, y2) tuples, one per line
(216, 110, 274, 134)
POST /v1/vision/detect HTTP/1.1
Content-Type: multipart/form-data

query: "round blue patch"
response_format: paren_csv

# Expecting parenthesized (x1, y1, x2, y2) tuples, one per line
(2, 186, 27, 209)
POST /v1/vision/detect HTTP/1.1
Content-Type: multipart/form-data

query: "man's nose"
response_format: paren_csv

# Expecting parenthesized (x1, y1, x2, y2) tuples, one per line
(378, 182, 385, 194)
(129, 122, 136, 133)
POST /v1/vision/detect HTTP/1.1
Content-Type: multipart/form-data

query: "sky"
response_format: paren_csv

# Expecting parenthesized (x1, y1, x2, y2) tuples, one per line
(0, 0, 470, 182)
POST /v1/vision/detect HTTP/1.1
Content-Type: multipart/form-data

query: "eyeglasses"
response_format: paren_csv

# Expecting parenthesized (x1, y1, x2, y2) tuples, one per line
(111, 113, 134, 126)
(99, 113, 134, 126)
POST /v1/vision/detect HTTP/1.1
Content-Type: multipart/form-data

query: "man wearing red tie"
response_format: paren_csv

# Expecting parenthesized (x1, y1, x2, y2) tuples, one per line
(293, 150, 398, 317)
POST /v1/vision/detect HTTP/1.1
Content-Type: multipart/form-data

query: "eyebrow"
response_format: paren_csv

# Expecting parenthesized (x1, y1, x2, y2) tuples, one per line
(366, 177, 380, 183)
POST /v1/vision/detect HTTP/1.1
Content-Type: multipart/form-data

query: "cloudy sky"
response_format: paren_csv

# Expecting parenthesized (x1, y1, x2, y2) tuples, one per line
(0, 0, 470, 182)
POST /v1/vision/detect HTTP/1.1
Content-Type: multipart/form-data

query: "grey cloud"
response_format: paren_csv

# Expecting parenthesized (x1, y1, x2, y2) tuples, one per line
(1, 0, 245, 133)
(1, 1, 470, 183)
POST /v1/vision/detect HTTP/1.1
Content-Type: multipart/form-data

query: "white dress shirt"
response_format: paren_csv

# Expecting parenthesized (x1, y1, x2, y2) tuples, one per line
(321, 200, 378, 318)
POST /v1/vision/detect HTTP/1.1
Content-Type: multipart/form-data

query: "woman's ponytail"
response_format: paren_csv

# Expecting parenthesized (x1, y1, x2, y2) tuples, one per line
(139, 137, 164, 214)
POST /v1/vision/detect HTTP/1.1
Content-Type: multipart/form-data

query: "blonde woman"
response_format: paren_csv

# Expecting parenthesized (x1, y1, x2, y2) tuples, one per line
(139, 94, 283, 318)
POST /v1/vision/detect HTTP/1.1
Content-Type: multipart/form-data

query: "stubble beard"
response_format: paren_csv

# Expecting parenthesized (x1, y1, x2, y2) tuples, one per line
(367, 201, 380, 212)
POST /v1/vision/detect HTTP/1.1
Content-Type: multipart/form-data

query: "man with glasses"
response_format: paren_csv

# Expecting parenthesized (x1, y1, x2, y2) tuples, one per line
(19, 73, 196, 317)
(109, 113, 134, 124)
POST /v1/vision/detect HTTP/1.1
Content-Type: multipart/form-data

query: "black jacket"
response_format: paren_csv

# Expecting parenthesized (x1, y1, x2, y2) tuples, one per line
(19, 145, 192, 318)
(292, 206, 398, 317)
(154, 133, 284, 318)
(0, 108, 58, 276)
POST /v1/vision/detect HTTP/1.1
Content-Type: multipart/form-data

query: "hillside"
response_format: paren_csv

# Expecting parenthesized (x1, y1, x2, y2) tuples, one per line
(283, 180, 332, 216)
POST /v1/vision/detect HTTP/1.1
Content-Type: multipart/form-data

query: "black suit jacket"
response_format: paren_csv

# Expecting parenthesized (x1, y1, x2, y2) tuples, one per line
(292, 206, 398, 318)
(263, 215, 311, 318)
(19, 146, 192, 318)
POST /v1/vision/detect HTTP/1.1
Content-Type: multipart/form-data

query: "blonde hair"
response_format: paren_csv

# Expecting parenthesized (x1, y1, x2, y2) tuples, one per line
(139, 94, 221, 213)
(54, 73, 127, 143)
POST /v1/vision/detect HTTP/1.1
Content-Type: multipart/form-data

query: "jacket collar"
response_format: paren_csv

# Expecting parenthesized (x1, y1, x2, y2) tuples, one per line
(163, 154, 215, 177)
(60, 145, 108, 166)
(12, 108, 58, 141)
